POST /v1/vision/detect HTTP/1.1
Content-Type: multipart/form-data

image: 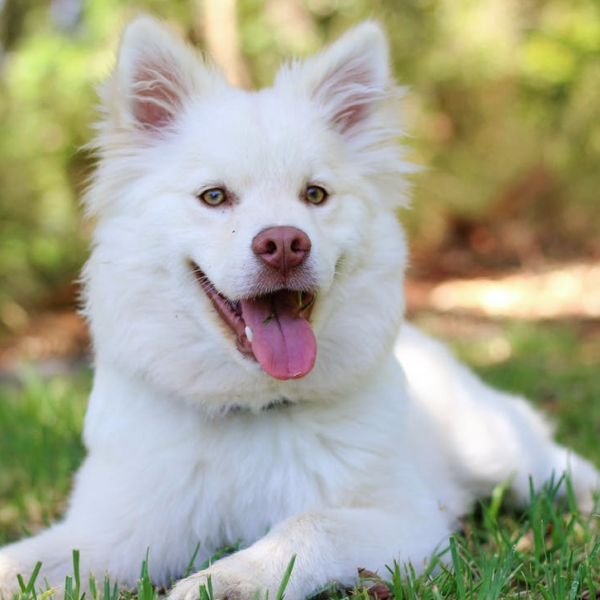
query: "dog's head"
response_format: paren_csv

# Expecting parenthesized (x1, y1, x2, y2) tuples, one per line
(84, 17, 412, 410)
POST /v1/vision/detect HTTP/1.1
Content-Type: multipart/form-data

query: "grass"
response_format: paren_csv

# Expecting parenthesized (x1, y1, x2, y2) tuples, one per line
(0, 370, 89, 546)
(0, 316, 598, 599)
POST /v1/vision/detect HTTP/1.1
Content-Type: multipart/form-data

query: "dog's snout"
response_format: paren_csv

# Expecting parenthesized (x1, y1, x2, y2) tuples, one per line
(252, 226, 311, 276)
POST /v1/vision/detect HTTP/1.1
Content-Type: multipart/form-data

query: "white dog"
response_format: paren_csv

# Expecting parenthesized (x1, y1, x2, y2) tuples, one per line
(0, 17, 597, 600)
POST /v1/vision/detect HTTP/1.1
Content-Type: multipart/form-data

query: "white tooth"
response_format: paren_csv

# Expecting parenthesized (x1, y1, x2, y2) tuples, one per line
(245, 326, 254, 343)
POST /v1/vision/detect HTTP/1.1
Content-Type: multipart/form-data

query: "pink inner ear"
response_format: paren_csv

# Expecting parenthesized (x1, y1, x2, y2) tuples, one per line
(318, 60, 379, 133)
(332, 99, 370, 132)
(131, 57, 183, 130)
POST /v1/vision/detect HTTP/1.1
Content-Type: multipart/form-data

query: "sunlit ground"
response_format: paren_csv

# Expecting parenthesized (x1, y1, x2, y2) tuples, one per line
(420, 262, 600, 319)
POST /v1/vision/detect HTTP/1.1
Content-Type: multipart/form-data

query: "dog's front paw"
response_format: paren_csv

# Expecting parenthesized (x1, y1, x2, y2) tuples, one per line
(168, 551, 297, 600)
(0, 553, 27, 598)
(169, 564, 263, 600)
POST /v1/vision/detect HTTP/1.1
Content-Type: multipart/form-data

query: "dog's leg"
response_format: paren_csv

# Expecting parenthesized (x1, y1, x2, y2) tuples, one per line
(0, 522, 95, 597)
(168, 506, 453, 600)
(396, 323, 599, 510)
(0, 452, 172, 596)
(0, 516, 151, 598)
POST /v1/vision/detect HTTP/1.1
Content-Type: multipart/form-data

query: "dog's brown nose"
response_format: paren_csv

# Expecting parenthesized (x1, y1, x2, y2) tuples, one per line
(252, 226, 311, 276)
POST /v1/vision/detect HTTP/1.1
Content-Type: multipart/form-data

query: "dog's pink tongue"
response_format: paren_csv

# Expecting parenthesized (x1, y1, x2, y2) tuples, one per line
(241, 292, 316, 380)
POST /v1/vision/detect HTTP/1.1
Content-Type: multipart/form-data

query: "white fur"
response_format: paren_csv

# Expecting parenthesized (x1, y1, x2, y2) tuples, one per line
(0, 17, 597, 600)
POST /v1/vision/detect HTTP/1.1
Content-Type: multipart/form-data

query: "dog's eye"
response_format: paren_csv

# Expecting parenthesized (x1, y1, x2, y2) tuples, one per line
(199, 187, 227, 207)
(305, 185, 328, 205)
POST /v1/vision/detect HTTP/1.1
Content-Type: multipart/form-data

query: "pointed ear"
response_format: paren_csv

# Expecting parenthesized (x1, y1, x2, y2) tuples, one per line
(102, 16, 223, 132)
(277, 22, 391, 134)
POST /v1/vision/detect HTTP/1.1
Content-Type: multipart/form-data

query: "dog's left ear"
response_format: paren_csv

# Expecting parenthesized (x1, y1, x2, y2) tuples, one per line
(276, 22, 391, 134)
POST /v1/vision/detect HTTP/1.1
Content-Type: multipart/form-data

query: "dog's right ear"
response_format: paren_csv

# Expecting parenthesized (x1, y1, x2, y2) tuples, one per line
(101, 16, 225, 133)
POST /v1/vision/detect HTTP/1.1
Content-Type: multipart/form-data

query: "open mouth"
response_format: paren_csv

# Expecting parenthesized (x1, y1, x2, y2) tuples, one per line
(192, 263, 317, 381)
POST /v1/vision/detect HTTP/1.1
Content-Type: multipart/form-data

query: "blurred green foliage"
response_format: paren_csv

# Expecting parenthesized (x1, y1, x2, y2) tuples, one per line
(1, 0, 600, 334)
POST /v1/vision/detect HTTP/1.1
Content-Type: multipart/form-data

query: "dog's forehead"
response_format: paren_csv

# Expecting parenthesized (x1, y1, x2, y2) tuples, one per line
(180, 87, 335, 179)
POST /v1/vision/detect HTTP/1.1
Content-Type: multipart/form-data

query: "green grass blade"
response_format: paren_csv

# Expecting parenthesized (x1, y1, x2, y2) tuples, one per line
(449, 536, 466, 599)
(184, 542, 202, 577)
(275, 555, 296, 600)
(72, 550, 81, 600)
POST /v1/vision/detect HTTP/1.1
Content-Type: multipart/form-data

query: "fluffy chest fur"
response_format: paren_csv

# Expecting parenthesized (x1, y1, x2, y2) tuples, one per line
(74, 359, 442, 578)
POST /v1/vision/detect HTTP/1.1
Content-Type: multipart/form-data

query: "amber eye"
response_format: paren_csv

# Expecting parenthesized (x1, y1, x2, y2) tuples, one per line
(305, 185, 328, 205)
(200, 187, 227, 207)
